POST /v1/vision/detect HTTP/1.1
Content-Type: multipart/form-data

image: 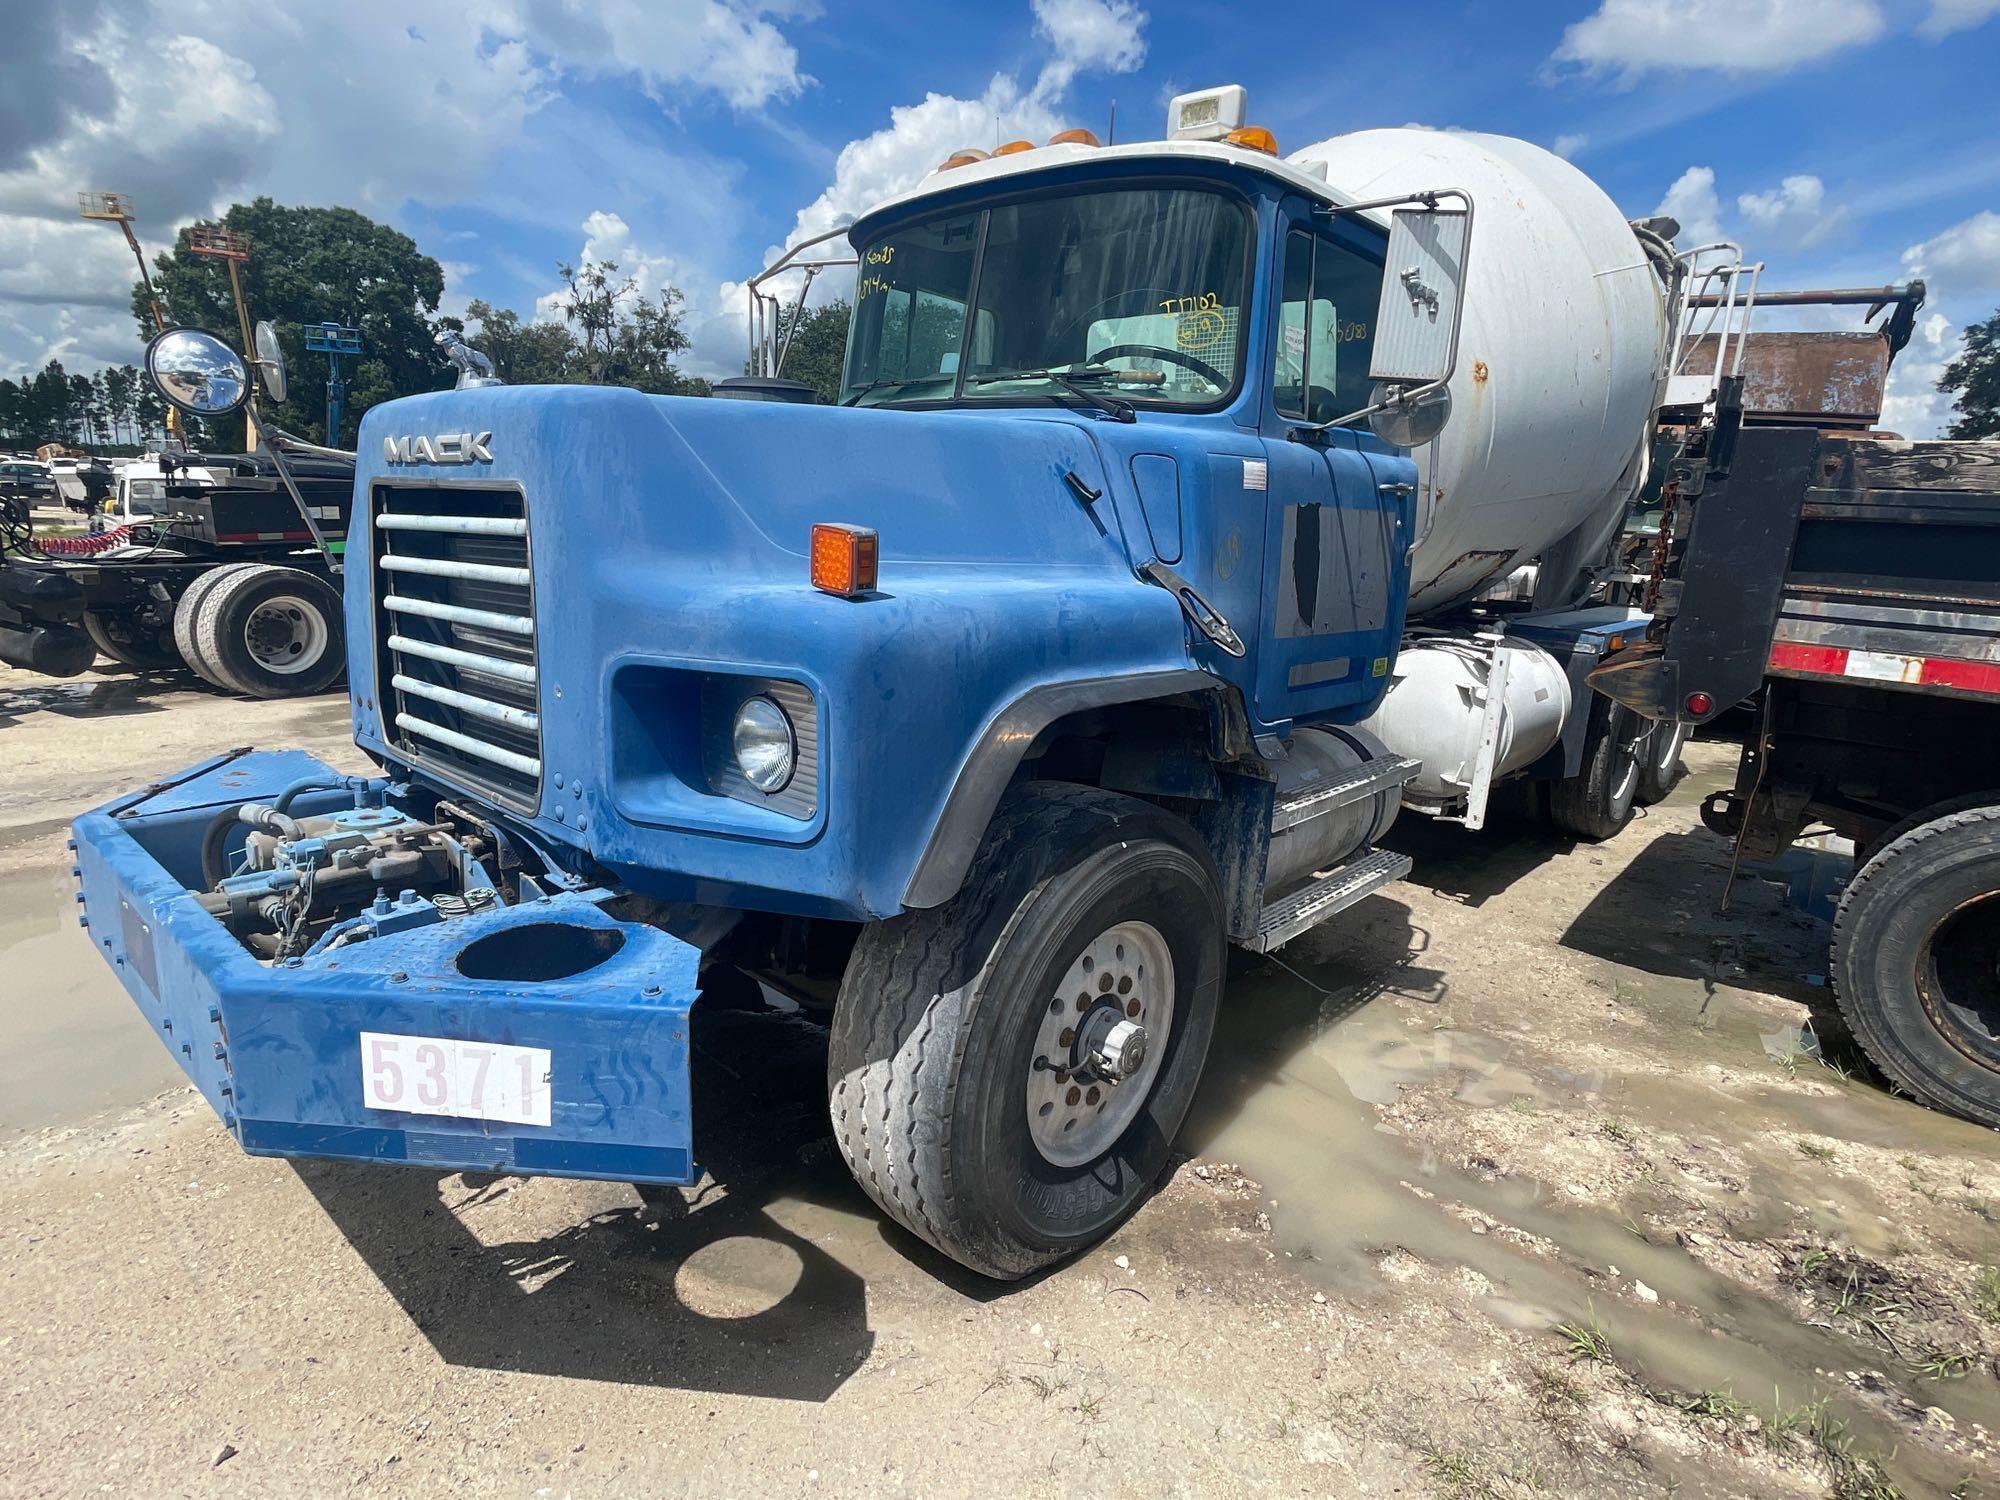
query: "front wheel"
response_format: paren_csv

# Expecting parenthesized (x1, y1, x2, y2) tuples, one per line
(1832, 804, 2000, 1129)
(828, 783, 1225, 1279)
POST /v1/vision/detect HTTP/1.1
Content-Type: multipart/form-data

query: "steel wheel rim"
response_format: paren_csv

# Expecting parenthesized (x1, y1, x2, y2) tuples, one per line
(244, 594, 328, 675)
(1026, 920, 1175, 1168)
(1917, 891, 2000, 1072)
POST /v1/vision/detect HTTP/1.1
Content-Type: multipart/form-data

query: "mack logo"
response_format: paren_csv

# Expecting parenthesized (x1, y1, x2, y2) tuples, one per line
(383, 431, 493, 466)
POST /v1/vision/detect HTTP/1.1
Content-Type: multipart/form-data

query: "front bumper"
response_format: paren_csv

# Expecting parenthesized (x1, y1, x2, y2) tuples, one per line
(73, 750, 703, 1184)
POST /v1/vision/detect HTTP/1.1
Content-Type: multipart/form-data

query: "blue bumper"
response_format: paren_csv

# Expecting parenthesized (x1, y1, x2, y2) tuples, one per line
(73, 750, 703, 1184)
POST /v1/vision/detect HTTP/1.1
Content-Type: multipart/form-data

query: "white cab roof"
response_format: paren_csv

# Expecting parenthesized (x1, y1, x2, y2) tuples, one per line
(855, 139, 1360, 230)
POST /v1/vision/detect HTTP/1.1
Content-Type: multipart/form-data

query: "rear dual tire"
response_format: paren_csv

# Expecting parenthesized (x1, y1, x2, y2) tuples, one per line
(81, 609, 179, 671)
(1547, 696, 1646, 841)
(175, 564, 344, 698)
(828, 783, 1225, 1279)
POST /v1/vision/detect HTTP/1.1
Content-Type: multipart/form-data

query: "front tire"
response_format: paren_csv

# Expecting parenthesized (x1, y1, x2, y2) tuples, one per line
(1832, 804, 2000, 1129)
(828, 783, 1225, 1279)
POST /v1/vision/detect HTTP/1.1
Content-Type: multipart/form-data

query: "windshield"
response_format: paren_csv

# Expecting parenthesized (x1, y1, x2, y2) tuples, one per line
(841, 185, 1250, 410)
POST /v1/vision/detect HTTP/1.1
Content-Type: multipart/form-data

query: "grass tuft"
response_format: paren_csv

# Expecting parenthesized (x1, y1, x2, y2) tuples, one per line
(1554, 1310, 1613, 1364)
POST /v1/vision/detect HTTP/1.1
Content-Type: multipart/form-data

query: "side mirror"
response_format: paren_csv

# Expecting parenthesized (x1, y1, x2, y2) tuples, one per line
(144, 328, 251, 417)
(1365, 197, 1471, 445)
(254, 320, 287, 403)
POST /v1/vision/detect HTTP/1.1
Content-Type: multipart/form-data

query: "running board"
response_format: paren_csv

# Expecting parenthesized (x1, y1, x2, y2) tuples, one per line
(1272, 756, 1423, 832)
(1250, 848, 1413, 954)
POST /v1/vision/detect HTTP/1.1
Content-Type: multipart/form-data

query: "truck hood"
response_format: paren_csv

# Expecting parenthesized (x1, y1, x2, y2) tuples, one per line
(346, 385, 1203, 920)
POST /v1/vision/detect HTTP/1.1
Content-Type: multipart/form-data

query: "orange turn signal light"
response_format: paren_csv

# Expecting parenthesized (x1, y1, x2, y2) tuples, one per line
(993, 139, 1037, 156)
(1048, 128, 1101, 147)
(1223, 125, 1279, 155)
(811, 523, 879, 598)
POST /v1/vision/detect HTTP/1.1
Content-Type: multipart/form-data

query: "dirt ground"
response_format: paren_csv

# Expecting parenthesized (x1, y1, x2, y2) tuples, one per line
(2, 659, 1996, 1500)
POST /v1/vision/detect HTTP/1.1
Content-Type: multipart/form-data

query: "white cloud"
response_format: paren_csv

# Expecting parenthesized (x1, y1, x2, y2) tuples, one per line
(1030, 0, 1147, 95)
(1553, 0, 1885, 78)
(1918, 0, 2000, 38)
(1656, 165, 1723, 247)
(531, 210, 691, 326)
(1736, 173, 1849, 249)
(1902, 209, 2000, 293)
(0, 0, 810, 379)
(1880, 311, 1960, 438)
(1552, 132, 1589, 159)
(484, 0, 808, 111)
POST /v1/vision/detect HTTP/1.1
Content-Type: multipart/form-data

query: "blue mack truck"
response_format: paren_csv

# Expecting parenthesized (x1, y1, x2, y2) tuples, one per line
(73, 87, 1690, 1278)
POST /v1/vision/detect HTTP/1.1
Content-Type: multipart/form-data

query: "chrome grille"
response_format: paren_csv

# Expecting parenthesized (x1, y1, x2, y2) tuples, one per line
(372, 485, 541, 810)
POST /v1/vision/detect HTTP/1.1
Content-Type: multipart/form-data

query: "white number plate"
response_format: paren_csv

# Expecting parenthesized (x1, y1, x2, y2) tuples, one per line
(359, 1031, 552, 1127)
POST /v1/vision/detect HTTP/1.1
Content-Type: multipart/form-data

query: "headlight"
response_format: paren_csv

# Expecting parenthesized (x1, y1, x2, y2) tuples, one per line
(732, 696, 796, 793)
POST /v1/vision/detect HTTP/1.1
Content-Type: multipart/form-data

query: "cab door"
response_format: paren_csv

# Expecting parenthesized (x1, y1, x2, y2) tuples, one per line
(1253, 208, 1412, 731)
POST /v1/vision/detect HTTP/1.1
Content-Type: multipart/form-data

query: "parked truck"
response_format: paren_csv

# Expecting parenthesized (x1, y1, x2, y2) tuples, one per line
(1592, 315, 2000, 1129)
(75, 87, 1814, 1281)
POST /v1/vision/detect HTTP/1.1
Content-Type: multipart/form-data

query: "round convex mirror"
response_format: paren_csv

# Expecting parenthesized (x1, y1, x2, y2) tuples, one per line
(1367, 381, 1453, 448)
(144, 327, 251, 416)
(253, 320, 287, 403)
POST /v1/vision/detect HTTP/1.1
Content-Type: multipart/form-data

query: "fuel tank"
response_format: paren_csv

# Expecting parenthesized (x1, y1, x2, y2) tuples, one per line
(1289, 129, 1672, 615)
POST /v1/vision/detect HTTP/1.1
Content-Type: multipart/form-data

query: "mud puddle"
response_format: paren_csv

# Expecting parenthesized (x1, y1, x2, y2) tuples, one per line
(0, 865, 181, 1134)
(1185, 938, 2000, 1495)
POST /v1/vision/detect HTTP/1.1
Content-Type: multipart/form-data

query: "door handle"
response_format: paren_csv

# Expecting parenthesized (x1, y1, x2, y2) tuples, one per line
(1378, 482, 1415, 497)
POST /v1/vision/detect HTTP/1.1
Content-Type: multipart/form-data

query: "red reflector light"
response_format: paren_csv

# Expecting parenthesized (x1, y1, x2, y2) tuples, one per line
(1684, 691, 1715, 716)
(811, 523, 878, 598)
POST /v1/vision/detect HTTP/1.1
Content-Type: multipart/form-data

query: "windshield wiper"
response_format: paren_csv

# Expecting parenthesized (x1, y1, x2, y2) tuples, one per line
(840, 376, 944, 407)
(968, 366, 1136, 423)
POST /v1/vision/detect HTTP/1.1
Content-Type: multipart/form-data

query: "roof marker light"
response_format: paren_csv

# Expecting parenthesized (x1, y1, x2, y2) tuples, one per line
(937, 148, 989, 172)
(993, 139, 1037, 156)
(1048, 128, 1101, 147)
(1223, 125, 1279, 155)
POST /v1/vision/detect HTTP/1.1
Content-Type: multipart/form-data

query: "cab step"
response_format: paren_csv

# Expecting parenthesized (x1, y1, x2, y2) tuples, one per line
(1249, 848, 1413, 953)
(1272, 755, 1423, 832)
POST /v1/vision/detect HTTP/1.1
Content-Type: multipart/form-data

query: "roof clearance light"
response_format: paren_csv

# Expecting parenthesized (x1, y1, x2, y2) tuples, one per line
(937, 148, 990, 171)
(811, 523, 879, 599)
(1048, 128, 1101, 147)
(1223, 125, 1279, 155)
(993, 139, 1037, 156)
(1166, 84, 1247, 142)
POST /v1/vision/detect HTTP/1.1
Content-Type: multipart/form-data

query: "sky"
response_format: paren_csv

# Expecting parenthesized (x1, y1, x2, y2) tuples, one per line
(3, 0, 1998, 435)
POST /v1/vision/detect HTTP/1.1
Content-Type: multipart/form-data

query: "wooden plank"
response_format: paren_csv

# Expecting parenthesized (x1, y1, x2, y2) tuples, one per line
(1836, 439, 2000, 493)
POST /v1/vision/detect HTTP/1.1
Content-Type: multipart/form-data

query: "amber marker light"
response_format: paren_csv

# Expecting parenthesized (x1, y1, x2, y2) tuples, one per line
(937, 148, 989, 171)
(1048, 128, 1102, 146)
(1223, 125, 1279, 155)
(811, 523, 879, 598)
(993, 139, 1037, 155)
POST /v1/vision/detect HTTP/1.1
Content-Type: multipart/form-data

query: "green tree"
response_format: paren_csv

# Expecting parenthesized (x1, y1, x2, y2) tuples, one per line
(759, 297, 852, 402)
(548, 259, 708, 395)
(1938, 310, 2000, 439)
(135, 197, 450, 443)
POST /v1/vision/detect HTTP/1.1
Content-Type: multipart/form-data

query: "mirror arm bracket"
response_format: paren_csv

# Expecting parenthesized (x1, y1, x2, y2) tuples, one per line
(245, 404, 341, 574)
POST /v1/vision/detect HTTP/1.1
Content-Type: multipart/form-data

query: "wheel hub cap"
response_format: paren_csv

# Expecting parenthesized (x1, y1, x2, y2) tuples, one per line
(1025, 920, 1174, 1168)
